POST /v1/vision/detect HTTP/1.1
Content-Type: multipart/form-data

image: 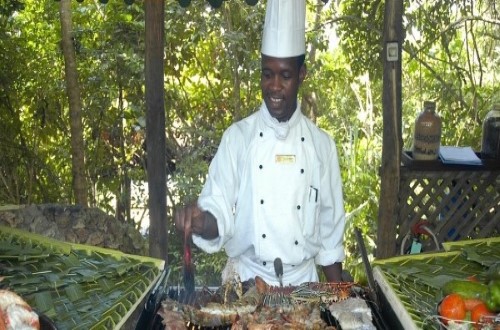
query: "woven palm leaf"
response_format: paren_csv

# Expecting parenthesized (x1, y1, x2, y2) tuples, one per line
(373, 237, 500, 330)
(0, 225, 164, 330)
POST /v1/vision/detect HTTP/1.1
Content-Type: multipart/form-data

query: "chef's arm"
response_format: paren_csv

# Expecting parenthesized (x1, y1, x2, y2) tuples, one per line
(322, 262, 343, 282)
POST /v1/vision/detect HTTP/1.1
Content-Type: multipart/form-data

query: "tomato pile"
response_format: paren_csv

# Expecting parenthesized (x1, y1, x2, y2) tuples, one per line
(439, 294, 496, 326)
(438, 276, 500, 329)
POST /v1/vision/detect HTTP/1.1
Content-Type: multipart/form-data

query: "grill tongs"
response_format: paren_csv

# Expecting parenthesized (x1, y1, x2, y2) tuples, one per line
(183, 214, 195, 301)
(274, 257, 284, 287)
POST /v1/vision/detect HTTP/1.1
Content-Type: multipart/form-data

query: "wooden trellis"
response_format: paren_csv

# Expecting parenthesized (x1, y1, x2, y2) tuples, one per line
(394, 153, 500, 255)
(376, 1, 500, 258)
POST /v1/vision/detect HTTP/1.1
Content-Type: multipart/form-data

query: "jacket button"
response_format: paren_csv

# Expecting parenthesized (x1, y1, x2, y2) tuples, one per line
(300, 168, 304, 174)
(301, 137, 305, 142)
(260, 132, 263, 137)
(262, 234, 266, 238)
(263, 261, 266, 266)
(297, 205, 301, 210)
(259, 164, 263, 169)
(261, 199, 264, 204)
(295, 240, 299, 245)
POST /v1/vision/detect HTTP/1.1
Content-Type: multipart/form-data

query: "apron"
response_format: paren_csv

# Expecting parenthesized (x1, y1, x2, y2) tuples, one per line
(222, 255, 318, 286)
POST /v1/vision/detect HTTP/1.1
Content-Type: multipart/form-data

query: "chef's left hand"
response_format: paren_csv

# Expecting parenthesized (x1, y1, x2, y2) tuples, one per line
(323, 262, 343, 282)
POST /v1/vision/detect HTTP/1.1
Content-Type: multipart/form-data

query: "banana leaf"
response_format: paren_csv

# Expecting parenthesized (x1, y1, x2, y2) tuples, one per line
(373, 237, 500, 330)
(0, 225, 164, 330)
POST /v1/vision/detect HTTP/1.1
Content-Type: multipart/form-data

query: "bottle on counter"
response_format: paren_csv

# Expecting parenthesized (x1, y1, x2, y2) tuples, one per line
(412, 101, 442, 160)
(481, 104, 500, 159)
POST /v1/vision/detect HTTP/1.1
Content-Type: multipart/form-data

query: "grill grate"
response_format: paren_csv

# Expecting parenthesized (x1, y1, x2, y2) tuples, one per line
(134, 270, 390, 330)
(138, 285, 390, 329)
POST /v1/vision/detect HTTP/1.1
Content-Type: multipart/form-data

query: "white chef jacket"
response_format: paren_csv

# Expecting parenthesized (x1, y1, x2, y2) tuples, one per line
(193, 102, 346, 286)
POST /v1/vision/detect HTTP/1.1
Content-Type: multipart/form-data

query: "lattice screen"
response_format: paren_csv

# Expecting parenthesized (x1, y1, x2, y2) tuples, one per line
(395, 159, 500, 254)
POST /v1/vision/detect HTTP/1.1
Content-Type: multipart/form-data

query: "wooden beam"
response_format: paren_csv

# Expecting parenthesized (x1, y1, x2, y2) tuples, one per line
(377, 0, 404, 259)
(145, 0, 168, 260)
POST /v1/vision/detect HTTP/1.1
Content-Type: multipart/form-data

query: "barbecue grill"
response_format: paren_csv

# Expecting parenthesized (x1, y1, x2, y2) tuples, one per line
(135, 269, 389, 330)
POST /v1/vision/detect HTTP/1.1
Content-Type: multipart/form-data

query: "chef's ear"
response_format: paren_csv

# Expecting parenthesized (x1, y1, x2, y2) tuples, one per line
(299, 63, 307, 84)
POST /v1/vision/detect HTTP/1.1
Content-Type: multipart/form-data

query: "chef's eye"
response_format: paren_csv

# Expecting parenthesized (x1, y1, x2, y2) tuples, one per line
(262, 70, 272, 79)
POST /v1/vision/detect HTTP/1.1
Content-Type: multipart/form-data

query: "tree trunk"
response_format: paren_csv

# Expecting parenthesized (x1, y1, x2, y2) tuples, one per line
(301, 0, 322, 123)
(377, 0, 404, 258)
(59, 0, 88, 207)
(145, 0, 168, 260)
(116, 80, 131, 223)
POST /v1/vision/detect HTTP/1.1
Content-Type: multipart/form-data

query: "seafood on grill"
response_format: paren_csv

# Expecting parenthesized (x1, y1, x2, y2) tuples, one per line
(159, 298, 327, 329)
(231, 302, 326, 329)
(158, 276, 364, 329)
(0, 289, 40, 330)
(328, 297, 376, 330)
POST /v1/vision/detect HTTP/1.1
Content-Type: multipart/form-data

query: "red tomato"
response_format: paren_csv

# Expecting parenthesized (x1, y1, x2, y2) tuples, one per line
(467, 275, 479, 282)
(464, 298, 485, 311)
(471, 302, 495, 325)
(438, 294, 467, 325)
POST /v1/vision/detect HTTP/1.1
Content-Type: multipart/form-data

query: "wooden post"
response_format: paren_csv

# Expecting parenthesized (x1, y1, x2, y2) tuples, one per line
(377, 0, 404, 259)
(145, 0, 168, 260)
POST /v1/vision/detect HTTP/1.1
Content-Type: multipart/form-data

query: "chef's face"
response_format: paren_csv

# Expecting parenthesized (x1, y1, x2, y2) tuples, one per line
(261, 54, 306, 122)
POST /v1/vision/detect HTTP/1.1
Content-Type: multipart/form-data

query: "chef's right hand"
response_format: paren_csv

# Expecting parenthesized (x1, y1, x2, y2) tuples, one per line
(174, 201, 204, 236)
(174, 202, 219, 239)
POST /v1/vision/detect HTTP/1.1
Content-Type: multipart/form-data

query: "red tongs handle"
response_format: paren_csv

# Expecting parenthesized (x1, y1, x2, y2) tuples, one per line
(182, 211, 195, 296)
(183, 216, 192, 266)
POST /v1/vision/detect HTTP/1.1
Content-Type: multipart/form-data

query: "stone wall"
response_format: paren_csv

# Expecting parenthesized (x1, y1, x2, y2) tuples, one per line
(0, 204, 148, 255)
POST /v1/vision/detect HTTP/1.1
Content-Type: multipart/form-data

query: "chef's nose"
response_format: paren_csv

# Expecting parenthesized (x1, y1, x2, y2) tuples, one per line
(269, 76, 282, 91)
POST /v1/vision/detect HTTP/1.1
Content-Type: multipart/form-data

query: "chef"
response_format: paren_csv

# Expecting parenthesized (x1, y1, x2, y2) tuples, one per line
(175, 0, 346, 286)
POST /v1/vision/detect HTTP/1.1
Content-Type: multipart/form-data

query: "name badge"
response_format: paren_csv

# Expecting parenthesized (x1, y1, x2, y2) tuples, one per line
(275, 154, 296, 164)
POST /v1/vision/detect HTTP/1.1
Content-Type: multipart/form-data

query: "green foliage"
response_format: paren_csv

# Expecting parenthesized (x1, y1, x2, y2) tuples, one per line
(336, 0, 384, 77)
(402, 0, 499, 150)
(0, 0, 498, 285)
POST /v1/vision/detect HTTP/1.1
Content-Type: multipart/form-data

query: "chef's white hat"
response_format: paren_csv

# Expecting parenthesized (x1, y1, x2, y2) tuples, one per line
(261, 0, 306, 58)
